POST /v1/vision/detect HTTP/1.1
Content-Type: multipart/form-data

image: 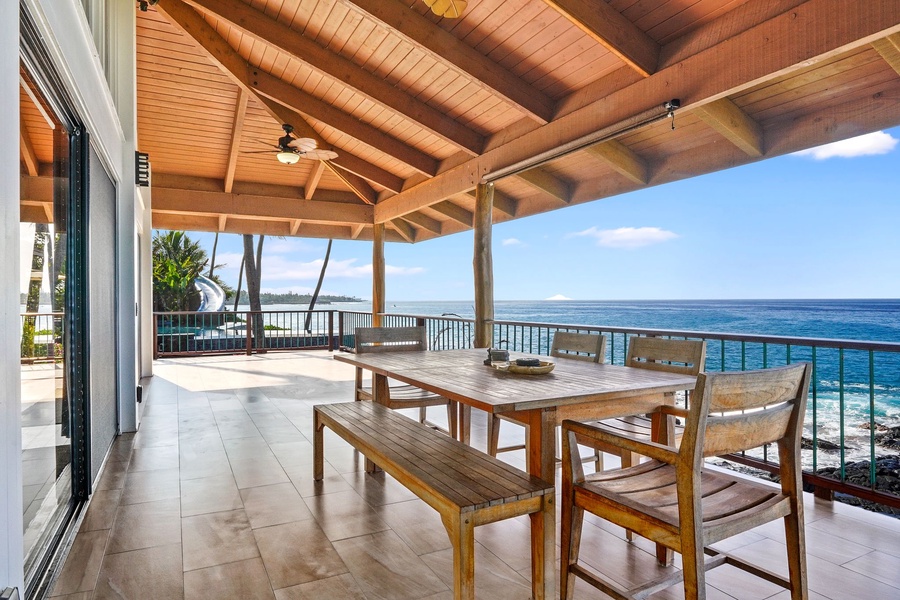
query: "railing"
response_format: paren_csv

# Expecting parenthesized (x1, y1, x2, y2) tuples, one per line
(152, 310, 337, 357)
(145, 308, 900, 512)
(19, 312, 63, 363)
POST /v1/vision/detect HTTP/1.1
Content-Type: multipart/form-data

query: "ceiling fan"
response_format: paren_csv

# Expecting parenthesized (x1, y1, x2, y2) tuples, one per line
(422, 0, 467, 18)
(249, 124, 338, 164)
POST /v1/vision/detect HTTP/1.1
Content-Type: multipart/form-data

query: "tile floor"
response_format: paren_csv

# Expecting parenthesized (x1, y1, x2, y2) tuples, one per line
(47, 351, 900, 599)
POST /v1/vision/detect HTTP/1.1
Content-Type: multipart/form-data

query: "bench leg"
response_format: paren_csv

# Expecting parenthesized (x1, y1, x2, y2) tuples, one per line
(313, 411, 324, 481)
(442, 513, 475, 600)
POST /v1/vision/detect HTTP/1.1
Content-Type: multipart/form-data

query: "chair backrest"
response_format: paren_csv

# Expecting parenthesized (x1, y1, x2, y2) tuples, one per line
(551, 332, 607, 363)
(625, 336, 706, 376)
(680, 363, 811, 466)
(355, 326, 428, 353)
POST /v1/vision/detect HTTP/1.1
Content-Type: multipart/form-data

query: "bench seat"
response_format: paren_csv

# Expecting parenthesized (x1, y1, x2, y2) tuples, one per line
(314, 401, 555, 600)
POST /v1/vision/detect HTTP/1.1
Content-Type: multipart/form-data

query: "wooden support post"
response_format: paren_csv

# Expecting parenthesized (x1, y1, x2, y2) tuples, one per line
(473, 182, 494, 348)
(372, 222, 385, 328)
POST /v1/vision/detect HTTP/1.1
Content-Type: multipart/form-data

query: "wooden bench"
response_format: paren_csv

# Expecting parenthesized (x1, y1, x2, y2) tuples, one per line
(314, 401, 555, 600)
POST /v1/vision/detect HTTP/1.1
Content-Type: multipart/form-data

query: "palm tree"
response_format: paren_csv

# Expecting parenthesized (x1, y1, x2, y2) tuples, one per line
(152, 230, 211, 312)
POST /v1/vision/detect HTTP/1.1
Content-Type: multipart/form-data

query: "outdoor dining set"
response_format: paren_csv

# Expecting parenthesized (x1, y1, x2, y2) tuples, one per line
(314, 326, 811, 600)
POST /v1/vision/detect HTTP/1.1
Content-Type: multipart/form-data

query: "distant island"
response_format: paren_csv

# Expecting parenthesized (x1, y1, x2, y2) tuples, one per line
(235, 291, 362, 305)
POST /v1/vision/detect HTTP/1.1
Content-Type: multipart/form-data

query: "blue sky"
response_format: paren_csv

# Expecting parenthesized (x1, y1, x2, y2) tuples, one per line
(184, 127, 900, 302)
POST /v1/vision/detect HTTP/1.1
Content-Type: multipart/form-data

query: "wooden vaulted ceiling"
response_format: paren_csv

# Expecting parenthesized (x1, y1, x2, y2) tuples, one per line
(18, 1, 900, 242)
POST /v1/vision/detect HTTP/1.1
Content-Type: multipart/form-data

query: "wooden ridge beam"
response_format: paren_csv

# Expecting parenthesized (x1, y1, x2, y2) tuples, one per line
(224, 89, 248, 193)
(151, 185, 374, 224)
(401, 211, 442, 235)
(155, 0, 389, 202)
(515, 169, 571, 204)
(586, 140, 648, 185)
(182, 0, 484, 156)
(305, 161, 325, 200)
(694, 98, 764, 157)
(373, 0, 900, 222)
(430, 201, 473, 227)
(542, 0, 659, 77)
(344, 0, 555, 124)
(253, 70, 437, 177)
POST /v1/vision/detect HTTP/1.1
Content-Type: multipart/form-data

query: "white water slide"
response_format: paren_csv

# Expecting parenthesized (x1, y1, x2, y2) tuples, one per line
(195, 275, 226, 312)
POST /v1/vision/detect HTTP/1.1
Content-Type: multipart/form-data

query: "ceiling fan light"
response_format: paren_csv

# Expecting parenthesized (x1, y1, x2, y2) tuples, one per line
(277, 151, 300, 165)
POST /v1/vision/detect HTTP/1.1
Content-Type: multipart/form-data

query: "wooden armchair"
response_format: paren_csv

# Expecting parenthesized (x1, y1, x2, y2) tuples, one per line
(560, 363, 811, 600)
(487, 331, 607, 458)
(589, 336, 706, 471)
(354, 326, 458, 438)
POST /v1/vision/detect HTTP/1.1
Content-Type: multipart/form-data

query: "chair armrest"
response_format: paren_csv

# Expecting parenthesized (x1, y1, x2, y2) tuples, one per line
(659, 405, 689, 419)
(562, 419, 678, 465)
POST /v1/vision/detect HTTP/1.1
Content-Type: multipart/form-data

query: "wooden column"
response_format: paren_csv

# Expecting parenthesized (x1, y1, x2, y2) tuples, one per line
(372, 222, 385, 327)
(473, 182, 494, 348)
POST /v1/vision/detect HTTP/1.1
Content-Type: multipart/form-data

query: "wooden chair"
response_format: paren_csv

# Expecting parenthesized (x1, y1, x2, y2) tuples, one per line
(560, 362, 811, 600)
(589, 336, 706, 471)
(354, 326, 458, 438)
(487, 331, 607, 457)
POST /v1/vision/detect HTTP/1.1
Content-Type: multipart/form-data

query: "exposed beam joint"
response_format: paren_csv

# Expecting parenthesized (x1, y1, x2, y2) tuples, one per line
(218, 214, 227, 231)
(351, 224, 365, 239)
(20, 118, 39, 177)
(290, 219, 302, 235)
(390, 218, 416, 243)
(694, 98, 764, 157)
(515, 169, 571, 204)
(872, 33, 900, 75)
(182, 0, 484, 155)
(586, 140, 648, 184)
(224, 89, 248, 193)
(344, 0, 555, 124)
(305, 161, 325, 200)
(430, 201, 473, 227)
(542, 0, 659, 76)
(463, 189, 517, 217)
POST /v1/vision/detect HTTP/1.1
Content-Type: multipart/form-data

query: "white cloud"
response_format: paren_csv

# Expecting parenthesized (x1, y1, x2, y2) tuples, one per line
(502, 238, 524, 247)
(793, 131, 898, 160)
(569, 226, 678, 249)
(215, 254, 424, 282)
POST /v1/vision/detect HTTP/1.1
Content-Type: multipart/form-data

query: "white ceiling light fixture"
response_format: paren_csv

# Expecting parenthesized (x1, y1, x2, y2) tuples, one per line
(276, 151, 301, 165)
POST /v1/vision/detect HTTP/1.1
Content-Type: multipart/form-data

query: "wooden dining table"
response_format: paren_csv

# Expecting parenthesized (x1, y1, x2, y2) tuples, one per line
(334, 347, 696, 597)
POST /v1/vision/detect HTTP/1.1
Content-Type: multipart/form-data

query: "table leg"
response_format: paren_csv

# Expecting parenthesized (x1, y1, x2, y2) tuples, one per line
(313, 410, 324, 481)
(525, 408, 556, 599)
(459, 404, 471, 445)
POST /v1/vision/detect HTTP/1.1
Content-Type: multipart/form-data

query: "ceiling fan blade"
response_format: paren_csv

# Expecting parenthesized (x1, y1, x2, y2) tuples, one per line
(301, 149, 338, 160)
(241, 150, 279, 155)
(423, 0, 467, 18)
(287, 137, 317, 152)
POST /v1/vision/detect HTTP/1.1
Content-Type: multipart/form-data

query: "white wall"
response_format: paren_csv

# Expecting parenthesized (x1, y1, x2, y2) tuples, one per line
(1, 0, 24, 592)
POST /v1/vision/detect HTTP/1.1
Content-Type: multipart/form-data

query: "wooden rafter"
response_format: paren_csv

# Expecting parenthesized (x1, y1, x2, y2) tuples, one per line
(218, 214, 227, 231)
(305, 161, 325, 201)
(224, 89, 248, 193)
(290, 219, 302, 235)
(430, 201, 473, 227)
(694, 98, 765, 157)
(391, 218, 416, 243)
(515, 169, 571, 204)
(351, 224, 365, 240)
(401, 211, 442, 235)
(181, 0, 484, 156)
(586, 140, 648, 185)
(343, 0, 555, 124)
(374, 0, 900, 223)
(154, 0, 384, 202)
(462, 189, 517, 217)
(542, 0, 659, 77)
(872, 33, 900, 75)
(20, 117, 39, 177)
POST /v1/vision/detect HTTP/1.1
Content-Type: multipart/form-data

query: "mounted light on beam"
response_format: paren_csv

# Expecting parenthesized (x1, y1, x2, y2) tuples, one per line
(484, 99, 680, 183)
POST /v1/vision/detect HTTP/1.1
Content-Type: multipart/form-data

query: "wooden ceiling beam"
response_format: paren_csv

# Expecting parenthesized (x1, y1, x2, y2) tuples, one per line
(20, 118, 39, 177)
(542, 0, 659, 76)
(430, 201, 473, 227)
(224, 89, 248, 193)
(344, 0, 555, 124)
(151, 185, 374, 224)
(290, 219, 302, 235)
(401, 212, 442, 235)
(182, 0, 483, 156)
(374, 0, 900, 222)
(351, 224, 365, 240)
(304, 160, 325, 201)
(155, 0, 388, 202)
(390, 218, 416, 243)
(872, 33, 900, 75)
(462, 189, 518, 217)
(694, 98, 765, 157)
(586, 140, 648, 185)
(218, 214, 227, 232)
(515, 169, 571, 204)
(254, 70, 437, 177)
